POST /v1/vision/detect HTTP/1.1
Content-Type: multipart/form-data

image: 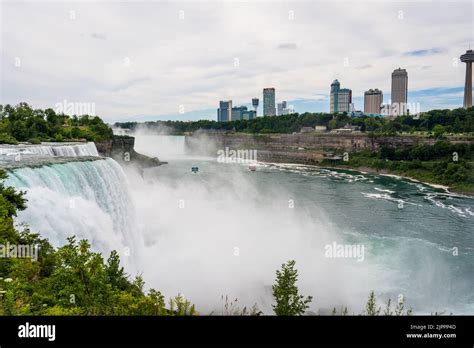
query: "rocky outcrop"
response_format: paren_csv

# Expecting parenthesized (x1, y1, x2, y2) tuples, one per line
(185, 132, 474, 165)
(96, 136, 164, 168)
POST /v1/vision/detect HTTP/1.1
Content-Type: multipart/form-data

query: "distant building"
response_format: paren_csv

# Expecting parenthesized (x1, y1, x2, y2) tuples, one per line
(330, 80, 352, 113)
(231, 106, 247, 121)
(231, 106, 256, 121)
(300, 126, 314, 133)
(364, 89, 383, 114)
(330, 128, 353, 134)
(242, 110, 256, 120)
(277, 101, 294, 115)
(391, 68, 408, 116)
(277, 101, 287, 116)
(331, 124, 361, 134)
(315, 125, 327, 132)
(263, 88, 276, 116)
(252, 98, 259, 114)
(217, 100, 232, 122)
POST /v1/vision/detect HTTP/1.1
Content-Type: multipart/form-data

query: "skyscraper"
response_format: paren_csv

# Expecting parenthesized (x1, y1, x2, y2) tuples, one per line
(330, 80, 352, 113)
(364, 89, 383, 114)
(277, 101, 288, 116)
(217, 100, 232, 122)
(263, 88, 276, 116)
(391, 68, 408, 116)
(461, 49, 474, 108)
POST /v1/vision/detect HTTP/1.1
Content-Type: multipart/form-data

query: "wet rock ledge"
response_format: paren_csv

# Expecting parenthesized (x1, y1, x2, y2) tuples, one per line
(95, 135, 165, 168)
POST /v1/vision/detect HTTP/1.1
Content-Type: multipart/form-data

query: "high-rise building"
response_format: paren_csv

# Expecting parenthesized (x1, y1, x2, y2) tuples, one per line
(227, 106, 257, 121)
(461, 50, 474, 108)
(391, 68, 408, 116)
(364, 89, 383, 114)
(263, 88, 276, 116)
(330, 80, 352, 113)
(217, 100, 232, 122)
(277, 101, 288, 116)
(242, 110, 256, 120)
(231, 106, 248, 121)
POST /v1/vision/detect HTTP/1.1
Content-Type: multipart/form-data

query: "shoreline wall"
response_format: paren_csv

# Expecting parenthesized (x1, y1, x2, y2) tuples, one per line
(185, 133, 474, 165)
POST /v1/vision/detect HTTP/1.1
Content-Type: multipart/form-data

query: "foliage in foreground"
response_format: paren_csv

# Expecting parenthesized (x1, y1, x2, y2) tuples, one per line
(0, 171, 419, 316)
(272, 260, 312, 316)
(0, 169, 194, 315)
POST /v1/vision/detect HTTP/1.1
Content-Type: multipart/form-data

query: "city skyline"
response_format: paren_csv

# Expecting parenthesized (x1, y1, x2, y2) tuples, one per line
(1, 1, 472, 122)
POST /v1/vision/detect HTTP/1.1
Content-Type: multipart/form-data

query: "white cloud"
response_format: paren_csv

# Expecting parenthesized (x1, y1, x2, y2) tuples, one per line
(0, 0, 471, 122)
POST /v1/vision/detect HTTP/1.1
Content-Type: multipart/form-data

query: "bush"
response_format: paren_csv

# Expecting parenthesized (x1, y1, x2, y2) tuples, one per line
(27, 138, 41, 144)
(0, 133, 18, 145)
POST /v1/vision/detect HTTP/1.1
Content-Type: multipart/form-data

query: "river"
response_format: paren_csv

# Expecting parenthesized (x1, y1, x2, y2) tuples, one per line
(3, 135, 473, 315)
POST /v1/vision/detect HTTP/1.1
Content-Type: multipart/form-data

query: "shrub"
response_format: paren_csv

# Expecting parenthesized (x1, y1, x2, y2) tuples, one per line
(27, 138, 41, 144)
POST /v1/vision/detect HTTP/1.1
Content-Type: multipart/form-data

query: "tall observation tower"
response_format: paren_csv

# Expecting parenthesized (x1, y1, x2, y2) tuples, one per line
(252, 98, 259, 114)
(461, 49, 474, 108)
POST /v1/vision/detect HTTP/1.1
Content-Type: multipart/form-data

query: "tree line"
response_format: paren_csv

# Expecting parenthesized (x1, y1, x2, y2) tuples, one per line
(0, 103, 113, 144)
(115, 107, 474, 135)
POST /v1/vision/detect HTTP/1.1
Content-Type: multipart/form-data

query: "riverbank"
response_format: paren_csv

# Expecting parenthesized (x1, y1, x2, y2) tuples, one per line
(318, 161, 473, 196)
(184, 132, 474, 195)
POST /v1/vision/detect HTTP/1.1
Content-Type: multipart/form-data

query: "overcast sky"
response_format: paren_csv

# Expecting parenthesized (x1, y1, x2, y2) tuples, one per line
(1, 0, 473, 122)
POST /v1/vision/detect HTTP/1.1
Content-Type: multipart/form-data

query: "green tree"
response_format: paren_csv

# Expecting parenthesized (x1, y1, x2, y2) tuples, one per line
(328, 119, 337, 130)
(432, 124, 445, 139)
(365, 291, 381, 315)
(272, 260, 312, 316)
(0, 171, 200, 316)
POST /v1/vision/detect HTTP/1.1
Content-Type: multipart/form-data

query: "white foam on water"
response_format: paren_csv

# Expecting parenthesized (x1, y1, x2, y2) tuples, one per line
(374, 187, 396, 194)
(0, 142, 99, 158)
(424, 193, 472, 218)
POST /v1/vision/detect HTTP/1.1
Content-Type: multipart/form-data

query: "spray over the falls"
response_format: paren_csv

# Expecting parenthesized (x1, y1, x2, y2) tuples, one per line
(3, 138, 474, 315)
(5, 157, 141, 271)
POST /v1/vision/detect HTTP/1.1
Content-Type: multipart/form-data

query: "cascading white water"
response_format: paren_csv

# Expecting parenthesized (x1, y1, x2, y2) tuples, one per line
(0, 142, 99, 157)
(5, 158, 140, 271)
(4, 136, 471, 314)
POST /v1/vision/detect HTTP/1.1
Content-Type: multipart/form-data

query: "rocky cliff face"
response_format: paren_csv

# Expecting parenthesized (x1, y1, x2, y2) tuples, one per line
(185, 133, 473, 165)
(96, 136, 163, 168)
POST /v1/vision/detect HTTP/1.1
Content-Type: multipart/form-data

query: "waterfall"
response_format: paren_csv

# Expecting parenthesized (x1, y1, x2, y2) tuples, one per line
(5, 158, 140, 270)
(0, 142, 99, 157)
